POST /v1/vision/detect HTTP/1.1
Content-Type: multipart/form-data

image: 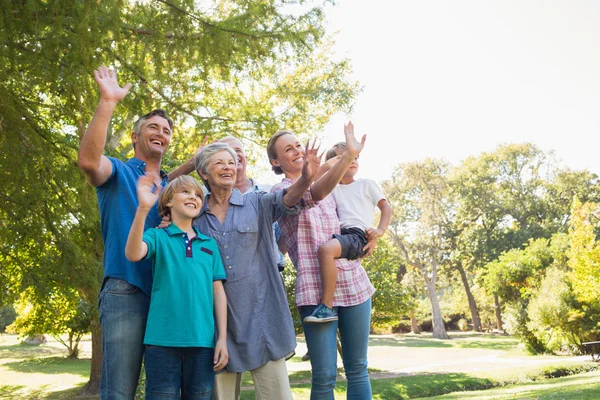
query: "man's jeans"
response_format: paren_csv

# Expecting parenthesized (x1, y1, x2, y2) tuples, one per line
(99, 278, 150, 400)
(300, 298, 372, 400)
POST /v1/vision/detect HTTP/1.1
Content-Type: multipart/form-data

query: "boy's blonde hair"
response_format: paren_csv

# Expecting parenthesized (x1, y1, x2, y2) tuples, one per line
(158, 176, 205, 217)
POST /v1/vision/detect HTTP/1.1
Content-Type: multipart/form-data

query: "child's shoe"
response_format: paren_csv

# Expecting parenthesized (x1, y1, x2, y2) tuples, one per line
(303, 303, 338, 323)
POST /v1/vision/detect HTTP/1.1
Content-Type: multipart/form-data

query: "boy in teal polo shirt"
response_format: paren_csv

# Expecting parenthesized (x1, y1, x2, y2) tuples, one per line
(126, 174, 228, 399)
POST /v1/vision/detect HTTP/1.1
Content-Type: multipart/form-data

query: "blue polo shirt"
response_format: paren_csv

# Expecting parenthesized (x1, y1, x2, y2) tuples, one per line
(96, 157, 168, 295)
(143, 225, 226, 347)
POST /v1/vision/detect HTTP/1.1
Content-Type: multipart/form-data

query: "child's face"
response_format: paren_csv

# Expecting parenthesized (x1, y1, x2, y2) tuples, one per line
(337, 149, 359, 179)
(166, 188, 204, 219)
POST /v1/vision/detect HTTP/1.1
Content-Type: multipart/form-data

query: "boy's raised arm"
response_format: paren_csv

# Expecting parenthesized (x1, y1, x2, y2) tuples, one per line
(125, 174, 161, 262)
(78, 66, 132, 187)
(310, 122, 366, 201)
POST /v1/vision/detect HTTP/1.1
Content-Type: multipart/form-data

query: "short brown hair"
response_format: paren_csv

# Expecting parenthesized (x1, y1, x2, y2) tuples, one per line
(266, 130, 294, 175)
(326, 142, 347, 161)
(133, 109, 173, 133)
(158, 176, 204, 217)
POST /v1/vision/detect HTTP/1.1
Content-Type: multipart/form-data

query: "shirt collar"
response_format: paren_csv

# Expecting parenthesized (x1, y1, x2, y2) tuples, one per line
(126, 157, 168, 179)
(164, 224, 210, 241)
(198, 188, 244, 217)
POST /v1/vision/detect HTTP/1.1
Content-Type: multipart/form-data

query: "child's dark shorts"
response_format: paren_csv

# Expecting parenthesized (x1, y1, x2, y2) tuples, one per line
(333, 227, 368, 260)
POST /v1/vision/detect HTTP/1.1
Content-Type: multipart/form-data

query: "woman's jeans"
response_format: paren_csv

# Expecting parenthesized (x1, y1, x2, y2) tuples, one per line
(99, 278, 149, 400)
(300, 298, 372, 400)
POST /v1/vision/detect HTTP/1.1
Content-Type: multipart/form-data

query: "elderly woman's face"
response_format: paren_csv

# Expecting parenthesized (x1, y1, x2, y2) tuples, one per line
(271, 133, 305, 175)
(205, 150, 237, 189)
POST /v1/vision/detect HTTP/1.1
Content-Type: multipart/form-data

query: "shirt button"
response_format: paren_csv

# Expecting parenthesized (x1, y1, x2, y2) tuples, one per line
(247, 227, 250, 231)
(226, 256, 229, 259)
(227, 266, 232, 269)
(223, 232, 226, 236)
(224, 245, 228, 248)
(188, 247, 191, 250)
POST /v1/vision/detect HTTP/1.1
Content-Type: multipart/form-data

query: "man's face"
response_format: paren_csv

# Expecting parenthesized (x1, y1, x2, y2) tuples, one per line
(132, 115, 172, 159)
(221, 138, 247, 177)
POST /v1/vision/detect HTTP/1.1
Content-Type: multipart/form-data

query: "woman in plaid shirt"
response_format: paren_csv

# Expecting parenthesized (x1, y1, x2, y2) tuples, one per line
(269, 123, 375, 399)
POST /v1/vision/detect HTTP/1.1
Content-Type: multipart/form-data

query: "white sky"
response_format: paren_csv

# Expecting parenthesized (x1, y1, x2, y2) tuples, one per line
(307, 0, 600, 184)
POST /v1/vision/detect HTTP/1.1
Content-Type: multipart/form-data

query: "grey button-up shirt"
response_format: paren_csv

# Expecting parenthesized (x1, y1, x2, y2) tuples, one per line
(194, 188, 299, 372)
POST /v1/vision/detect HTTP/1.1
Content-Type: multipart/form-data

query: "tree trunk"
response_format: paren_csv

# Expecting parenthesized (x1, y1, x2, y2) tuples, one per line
(425, 278, 449, 339)
(409, 309, 421, 334)
(80, 311, 102, 395)
(456, 263, 482, 332)
(494, 292, 503, 331)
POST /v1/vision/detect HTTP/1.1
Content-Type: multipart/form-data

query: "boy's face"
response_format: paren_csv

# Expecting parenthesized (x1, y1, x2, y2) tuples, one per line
(166, 188, 203, 219)
(336, 149, 359, 179)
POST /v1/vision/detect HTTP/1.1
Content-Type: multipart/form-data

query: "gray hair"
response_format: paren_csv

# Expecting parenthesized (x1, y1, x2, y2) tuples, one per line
(220, 136, 244, 149)
(194, 143, 237, 192)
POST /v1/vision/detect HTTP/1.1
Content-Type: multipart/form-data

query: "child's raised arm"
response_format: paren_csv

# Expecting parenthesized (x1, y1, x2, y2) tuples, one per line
(125, 173, 162, 262)
(363, 199, 392, 257)
(213, 280, 228, 371)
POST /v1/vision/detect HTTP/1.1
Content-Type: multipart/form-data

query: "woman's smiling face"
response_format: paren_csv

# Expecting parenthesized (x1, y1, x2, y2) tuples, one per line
(270, 133, 305, 177)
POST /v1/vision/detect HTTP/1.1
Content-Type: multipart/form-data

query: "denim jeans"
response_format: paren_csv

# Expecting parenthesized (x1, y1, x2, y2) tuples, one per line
(145, 345, 215, 400)
(99, 278, 150, 400)
(300, 298, 372, 400)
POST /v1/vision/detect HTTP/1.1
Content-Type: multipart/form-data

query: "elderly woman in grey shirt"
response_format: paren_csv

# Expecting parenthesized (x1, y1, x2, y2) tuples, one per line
(192, 142, 320, 400)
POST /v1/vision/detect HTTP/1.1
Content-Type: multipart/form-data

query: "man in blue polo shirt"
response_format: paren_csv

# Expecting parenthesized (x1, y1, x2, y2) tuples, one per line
(78, 66, 181, 399)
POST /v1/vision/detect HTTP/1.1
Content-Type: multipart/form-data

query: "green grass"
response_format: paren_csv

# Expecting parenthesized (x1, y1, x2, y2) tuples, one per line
(236, 363, 599, 400)
(0, 333, 598, 399)
(422, 370, 600, 399)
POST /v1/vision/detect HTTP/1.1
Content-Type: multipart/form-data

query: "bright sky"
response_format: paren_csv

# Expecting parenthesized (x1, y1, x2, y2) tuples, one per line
(310, 0, 600, 184)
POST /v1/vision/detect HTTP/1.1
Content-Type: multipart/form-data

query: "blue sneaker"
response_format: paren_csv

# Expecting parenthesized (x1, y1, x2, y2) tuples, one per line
(303, 303, 338, 323)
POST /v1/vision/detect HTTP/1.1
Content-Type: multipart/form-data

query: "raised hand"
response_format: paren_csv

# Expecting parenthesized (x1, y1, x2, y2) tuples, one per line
(344, 121, 367, 158)
(301, 138, 322, 182)
(93, 66, 132, 103)
(137, 173, 162, 210)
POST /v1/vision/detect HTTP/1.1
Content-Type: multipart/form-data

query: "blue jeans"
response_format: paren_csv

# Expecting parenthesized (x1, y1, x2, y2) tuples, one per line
(99, 278, 150, 400)
(300, 298, 372, 400)
(144, 345, 215, 399)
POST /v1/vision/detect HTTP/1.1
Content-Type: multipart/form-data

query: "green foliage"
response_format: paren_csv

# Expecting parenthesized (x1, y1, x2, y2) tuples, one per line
(568, 199, 600, 303)
(0, 305, 17, 333)
(8, 288, 91, 358)
(527, 267, 600, 353)
(362, 237, 412, 328)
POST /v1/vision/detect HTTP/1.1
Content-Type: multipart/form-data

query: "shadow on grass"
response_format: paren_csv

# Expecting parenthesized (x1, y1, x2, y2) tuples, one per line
(0, 343, 64, 359)
(368, 337, 452, 348)
(4, 356, 90, 377)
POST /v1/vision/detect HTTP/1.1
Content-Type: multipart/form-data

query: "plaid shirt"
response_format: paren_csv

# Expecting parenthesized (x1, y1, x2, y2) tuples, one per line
(272, 178, 375, 307)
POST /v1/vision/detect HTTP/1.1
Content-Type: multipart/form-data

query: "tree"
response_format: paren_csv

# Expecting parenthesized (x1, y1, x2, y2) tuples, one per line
(1, 1, 358, 393)
(9, 288, 91, 358)
(450, 143, 558, 332)
(362, 236, 412, 328)
(384, 159, 451, 339)
(568, 199, 600, 304)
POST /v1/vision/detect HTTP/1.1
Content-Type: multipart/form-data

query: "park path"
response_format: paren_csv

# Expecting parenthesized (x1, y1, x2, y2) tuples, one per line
(287, 334, 589, 378)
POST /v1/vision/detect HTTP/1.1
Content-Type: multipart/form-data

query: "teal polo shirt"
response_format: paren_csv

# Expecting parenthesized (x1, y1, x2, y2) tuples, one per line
(142, 225, 226, 347)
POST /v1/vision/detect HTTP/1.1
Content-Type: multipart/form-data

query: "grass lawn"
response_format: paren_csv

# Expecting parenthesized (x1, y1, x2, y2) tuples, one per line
(422, 370, 600, 400)
(1, 332, 598, 399)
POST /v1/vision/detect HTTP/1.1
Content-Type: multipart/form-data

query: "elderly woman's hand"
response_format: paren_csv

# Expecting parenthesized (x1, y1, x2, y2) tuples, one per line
(301, 138, 322, 182)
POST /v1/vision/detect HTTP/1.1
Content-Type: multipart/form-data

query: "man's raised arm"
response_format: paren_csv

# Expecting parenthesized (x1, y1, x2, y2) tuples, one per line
(78, 66, 132, 187)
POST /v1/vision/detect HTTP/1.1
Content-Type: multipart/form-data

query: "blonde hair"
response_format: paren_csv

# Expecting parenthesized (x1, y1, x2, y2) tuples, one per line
(158, 176, 205, 217)
(326, 142, 347, 161)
